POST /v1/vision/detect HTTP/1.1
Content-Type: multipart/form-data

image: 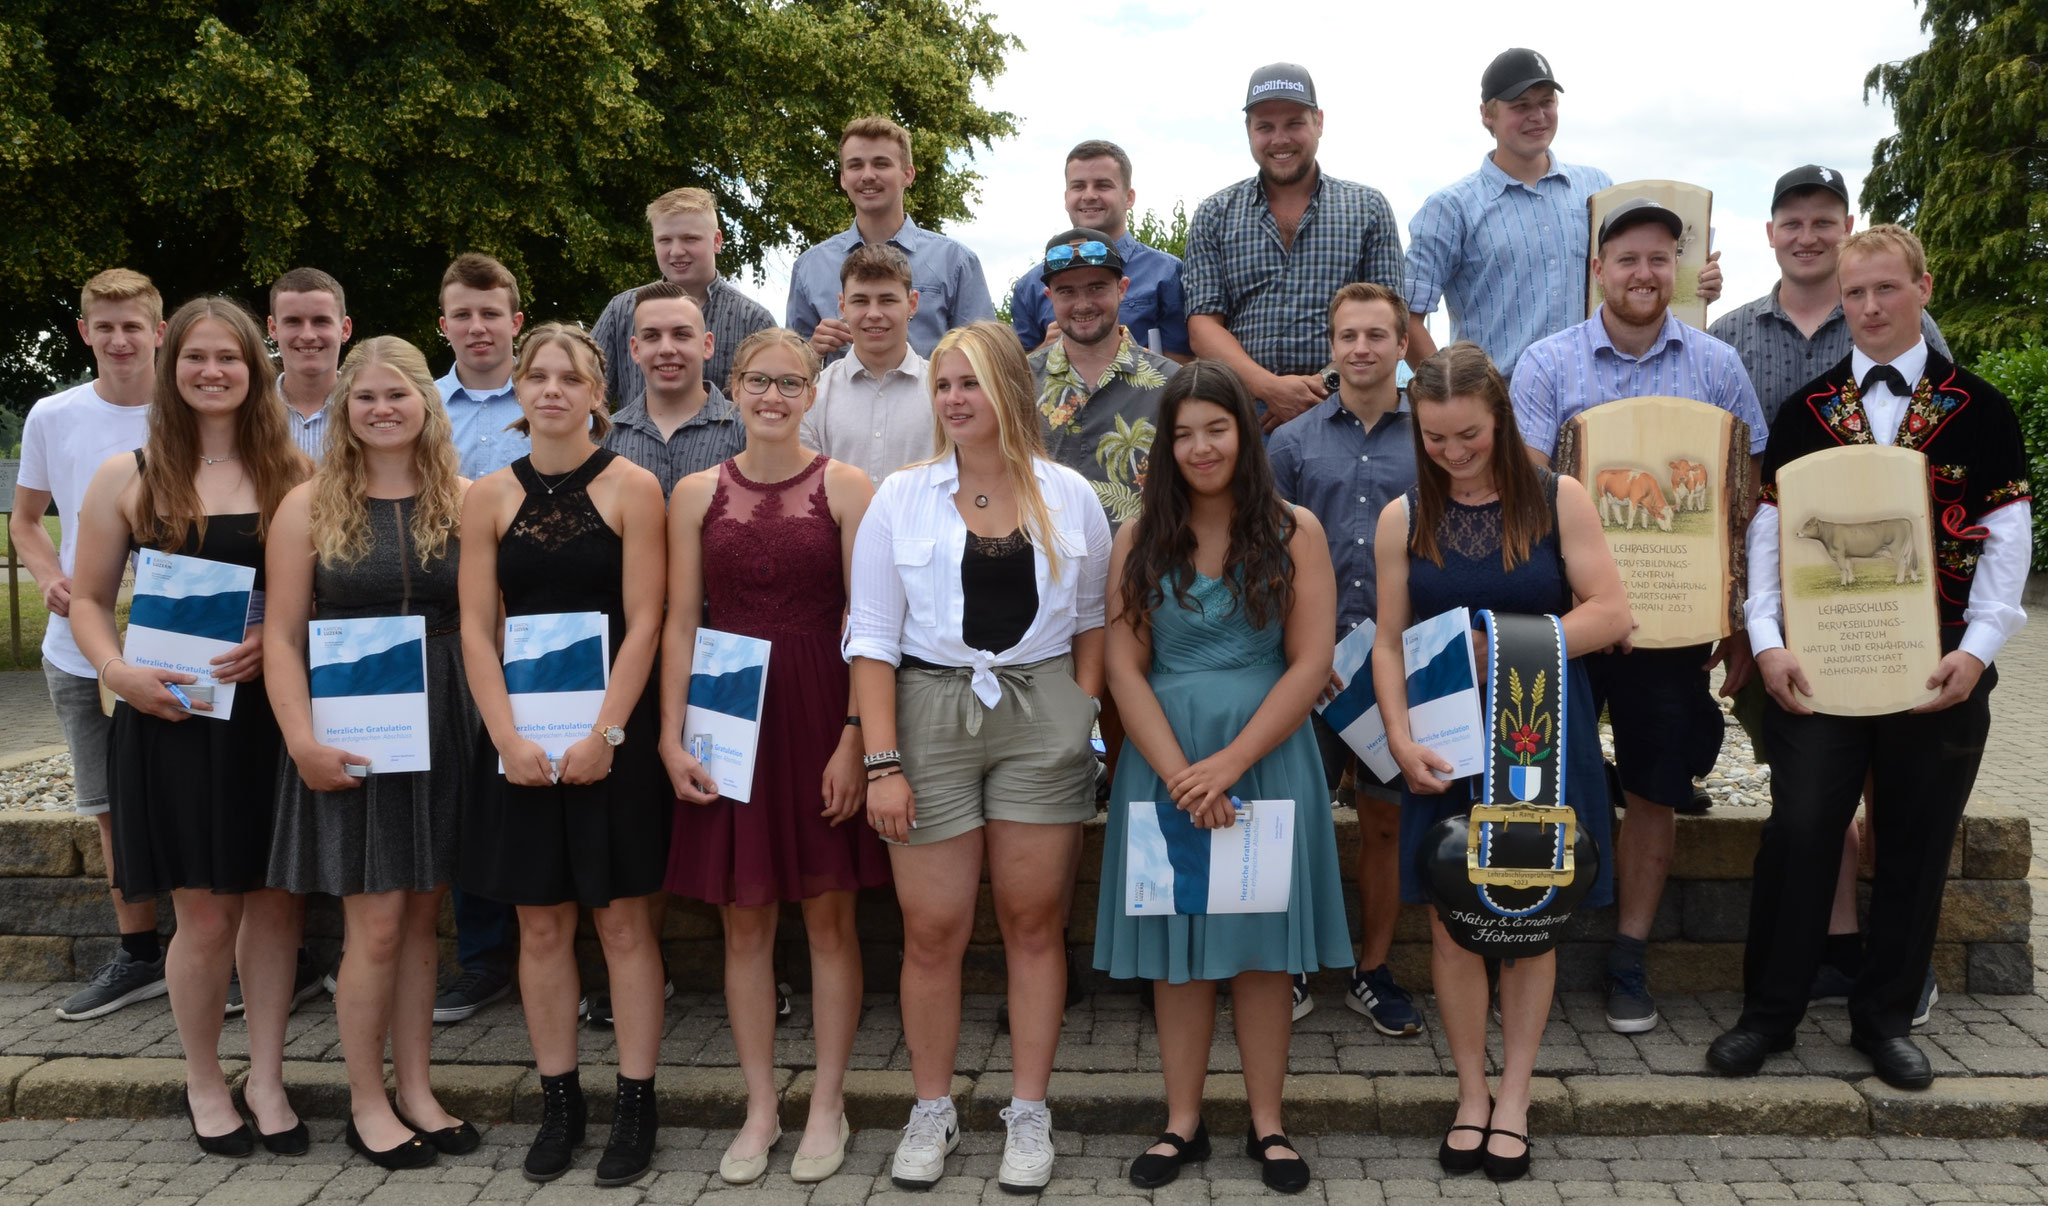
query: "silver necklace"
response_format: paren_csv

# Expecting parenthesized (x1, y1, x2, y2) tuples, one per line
(974, 494, 989, 508)
(533, 467, 579, 494)
(197, 453, 239, 466)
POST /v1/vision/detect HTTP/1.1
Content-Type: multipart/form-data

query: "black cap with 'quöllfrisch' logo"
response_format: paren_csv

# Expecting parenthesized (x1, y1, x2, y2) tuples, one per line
(1481, 48, 1562, 102)
(1771, 164, 1850, 211)
(1244, 63, 1318, 112)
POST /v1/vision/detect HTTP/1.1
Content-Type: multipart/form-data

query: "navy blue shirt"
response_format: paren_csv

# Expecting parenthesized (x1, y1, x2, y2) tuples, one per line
(1268, 394, 1417, 635)
(1010, 232, 1191, 358)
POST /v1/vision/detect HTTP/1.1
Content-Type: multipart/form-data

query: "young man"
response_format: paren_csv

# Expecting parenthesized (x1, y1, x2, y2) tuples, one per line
(1512, 198, 1767, 1036)
(801, 244, 931, 485)
(268, 268, 353, 460)
(1266, 282, 1424, 1035)
(786, 116, 994, 360)
(1010, 142, 1191, 363)
(436, 252, 530, 480)
(16, 270, 166, 1020)
(1184, 63, 1405, 431)
(1404, 48, 1721, 379)
(430, 252, 526, 1023)
(590, 187, 776, 404)
(1027, 228, 1173, 527)
(1708, 225, 2029, 1089)
(604, 282, 747, 497)
(1707, 166, 1954, 1015)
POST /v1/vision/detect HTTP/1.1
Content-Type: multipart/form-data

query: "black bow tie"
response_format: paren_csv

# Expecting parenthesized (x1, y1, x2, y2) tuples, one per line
(1859, 364, 1910, 396)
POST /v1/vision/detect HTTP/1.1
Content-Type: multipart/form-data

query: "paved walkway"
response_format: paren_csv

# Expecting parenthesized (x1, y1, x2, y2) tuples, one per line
(1, 1116, 2046, 1205)
(0, 672, 62, 762)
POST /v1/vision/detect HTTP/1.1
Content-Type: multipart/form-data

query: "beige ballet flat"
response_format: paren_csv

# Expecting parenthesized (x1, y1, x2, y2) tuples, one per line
(719, 1127, 780, 1185)
(789, 1115, 850, 1183)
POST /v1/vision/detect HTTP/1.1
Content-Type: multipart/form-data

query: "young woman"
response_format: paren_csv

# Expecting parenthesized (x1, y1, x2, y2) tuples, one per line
(660, 328, 890, 1185)
(69, 297, 312, 1157)
(844, 321, 1110, 1194)
(1370, 342, 1630, 1182)
(264, 337, 476, 1169)
(1093, 362, 1351, 1195)
(457, 324, 669, 1188)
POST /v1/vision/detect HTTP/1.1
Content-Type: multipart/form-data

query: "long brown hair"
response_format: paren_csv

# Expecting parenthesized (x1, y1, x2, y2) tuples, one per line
(310, 337, 464, 569)
(922, 322, 1066, 582)
(135, 297, 309, 550)
(1117, 360, 1295, 631)
(1406, 341, 1550, 570)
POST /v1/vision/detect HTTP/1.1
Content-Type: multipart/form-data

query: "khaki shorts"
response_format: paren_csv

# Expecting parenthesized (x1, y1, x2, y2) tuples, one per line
(895, 655, 1099, 845)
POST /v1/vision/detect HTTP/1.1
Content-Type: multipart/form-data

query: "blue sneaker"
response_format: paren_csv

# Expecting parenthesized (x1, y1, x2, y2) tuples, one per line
(1346, 964, 1422, 1036)
(1605, 962, 1660, 1034)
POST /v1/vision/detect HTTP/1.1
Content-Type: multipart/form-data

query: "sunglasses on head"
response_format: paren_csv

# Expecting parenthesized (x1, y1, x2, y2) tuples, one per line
(1044, 240, 1112, 270)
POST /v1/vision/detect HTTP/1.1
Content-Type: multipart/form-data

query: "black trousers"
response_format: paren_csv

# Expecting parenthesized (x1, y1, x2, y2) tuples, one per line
(1737, 662, 1996, 1040)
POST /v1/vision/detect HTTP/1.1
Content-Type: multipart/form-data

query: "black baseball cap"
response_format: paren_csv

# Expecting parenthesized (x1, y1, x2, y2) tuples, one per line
(1042, 228, 1125, 279)
(1771, 164, 1850, 212)
(1598, 197, 1684, 247)
(1482, 48, 1562, 102)
(1243, 63, 1318, 112)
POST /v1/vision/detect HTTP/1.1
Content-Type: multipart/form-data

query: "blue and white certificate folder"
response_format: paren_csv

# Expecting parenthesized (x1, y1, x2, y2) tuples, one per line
(122, 550, 257, 720)
(308, 616, 431, 772)
(1401, 607, 1486, 781)
(1124, 798, 1295, 916)
(502, 612, 609, 765)
(1313, 621, 1401, 784)
(684, 627, 771, 803)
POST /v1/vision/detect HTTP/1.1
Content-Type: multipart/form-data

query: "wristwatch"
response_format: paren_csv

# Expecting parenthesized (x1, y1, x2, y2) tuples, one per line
(592, 723, 626, 747)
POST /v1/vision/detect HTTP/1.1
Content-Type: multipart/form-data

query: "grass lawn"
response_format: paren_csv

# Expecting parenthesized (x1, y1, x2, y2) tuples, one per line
(2, 517, 129, 671)
(1791, 559, 1924, 600)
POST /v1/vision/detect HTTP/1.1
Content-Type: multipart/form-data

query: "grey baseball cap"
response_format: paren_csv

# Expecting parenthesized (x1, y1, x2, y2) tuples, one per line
(1598, 197, 1684, 247)
(1243, 63, 1318, 111)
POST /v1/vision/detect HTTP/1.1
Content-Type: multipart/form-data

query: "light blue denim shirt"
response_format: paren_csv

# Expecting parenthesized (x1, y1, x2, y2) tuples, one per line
(435, 368, 530, 480)
(786, 215, 995, 358)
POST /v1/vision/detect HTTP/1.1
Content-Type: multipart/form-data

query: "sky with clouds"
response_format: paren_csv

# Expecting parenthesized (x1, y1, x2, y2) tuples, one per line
(732, 0, 1937, 340)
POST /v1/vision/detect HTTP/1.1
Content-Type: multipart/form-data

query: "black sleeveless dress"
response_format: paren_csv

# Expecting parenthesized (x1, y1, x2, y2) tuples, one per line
(457, 450, 669, 907)
(109, 455, 280, 896)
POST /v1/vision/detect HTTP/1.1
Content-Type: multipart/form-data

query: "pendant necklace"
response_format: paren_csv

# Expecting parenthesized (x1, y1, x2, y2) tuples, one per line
(534, 468, 577, 495)
(974, 494, 990, 508)
(197, 453, 239, 466)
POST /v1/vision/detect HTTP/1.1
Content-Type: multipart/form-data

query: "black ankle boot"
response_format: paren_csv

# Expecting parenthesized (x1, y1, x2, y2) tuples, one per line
(595, 1073, 659, 1187)
(524, 1071, 587, 1183)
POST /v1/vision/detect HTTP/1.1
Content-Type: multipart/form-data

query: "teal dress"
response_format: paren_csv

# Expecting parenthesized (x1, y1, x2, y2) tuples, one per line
(1093, 572, 1353, 983)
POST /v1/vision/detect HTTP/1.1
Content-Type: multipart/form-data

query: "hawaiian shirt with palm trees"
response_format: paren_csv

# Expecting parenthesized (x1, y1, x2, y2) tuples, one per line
(1028, 327, 1174, 526)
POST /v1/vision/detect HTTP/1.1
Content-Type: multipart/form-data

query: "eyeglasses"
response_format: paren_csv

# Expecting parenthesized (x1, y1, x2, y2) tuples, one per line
(1044, 240, 1112, 270)
(738, 372, 810, 398)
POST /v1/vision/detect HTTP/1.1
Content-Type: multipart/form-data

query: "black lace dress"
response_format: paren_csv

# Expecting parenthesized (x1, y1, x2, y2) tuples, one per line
(458, 450, 669, 907)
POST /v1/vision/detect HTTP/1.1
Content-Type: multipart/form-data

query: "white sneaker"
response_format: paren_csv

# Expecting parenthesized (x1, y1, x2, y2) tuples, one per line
(997, 1105, 1054, 1193)
(890, 1100, 959, 1190)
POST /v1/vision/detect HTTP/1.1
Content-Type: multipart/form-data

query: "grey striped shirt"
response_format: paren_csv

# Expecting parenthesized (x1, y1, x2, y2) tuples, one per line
(601, 384, 746, 499)
(590, 277, 776, 407)
(1705, 283, 1951, 425)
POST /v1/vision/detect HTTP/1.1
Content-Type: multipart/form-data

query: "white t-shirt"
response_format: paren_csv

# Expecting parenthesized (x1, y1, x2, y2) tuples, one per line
(16, 382, 151, 677)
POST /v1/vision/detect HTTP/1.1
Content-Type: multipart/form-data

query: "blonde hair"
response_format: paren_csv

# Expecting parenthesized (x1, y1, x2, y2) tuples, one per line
(510, 323, 612, 441)
(727, 327, 820, 399)
(645, 187, 717, 224)
(923, 322, 1064, 581)
(81, 268, 162, 328)
(840, 116, 913, 167)
(1838, 223, 1927, 279)
(137, 297, 310, 549)
(309, 337, 463, 570)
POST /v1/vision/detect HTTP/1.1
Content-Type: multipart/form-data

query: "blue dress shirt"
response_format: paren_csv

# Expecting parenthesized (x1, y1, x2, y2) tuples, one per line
(1510, 310, 1768, 459)
(1009, 233, 1191, 358)
(436, 368, 530, 480)
(786, 215, 995, 358)
(1268, 395, 1417, 635)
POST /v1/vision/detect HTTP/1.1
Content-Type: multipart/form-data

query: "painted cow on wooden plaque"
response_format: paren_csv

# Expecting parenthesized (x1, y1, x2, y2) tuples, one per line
(1795, 515, 1920, 585)
(1668, 459, 1708, 511)
(1595, 468, 1673, 532)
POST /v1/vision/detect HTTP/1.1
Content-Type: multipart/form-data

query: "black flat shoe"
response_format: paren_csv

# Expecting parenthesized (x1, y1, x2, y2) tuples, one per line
(1482, 1127, 1531, 1182)
(1129, 1122, 1210, 1189)
(1706, 1026, 1795, 1076)
(184, 1089, 253, 1158)
(1245, 1126, 1310, 1194)
(395, 1104, 481, 1155)
(346, 1119, 437, 1170)
(1852, 1032, 1933, 1089)
(1438, 1123, 1488, 1174)
(258, 1118, 309, 1156)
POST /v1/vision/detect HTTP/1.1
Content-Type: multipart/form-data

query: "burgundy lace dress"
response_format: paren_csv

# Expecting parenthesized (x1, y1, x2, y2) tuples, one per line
(663, 454, 893, 906)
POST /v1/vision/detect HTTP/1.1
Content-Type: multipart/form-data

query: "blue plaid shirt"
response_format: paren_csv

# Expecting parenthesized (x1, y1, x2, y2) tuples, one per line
(1010, 232, 1191, 358)
(1183, 170, 1405, 379)
(1404, 154, 1613, 380)
(786, 215, 994, 358)
(1511, 310, 1768, 459)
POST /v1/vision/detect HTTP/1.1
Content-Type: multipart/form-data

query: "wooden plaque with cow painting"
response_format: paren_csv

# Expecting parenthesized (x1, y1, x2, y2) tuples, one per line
(1587, 181, 1713, 329)
(1776, 445, 1940, 716)
(1553, 396, 1749, 649)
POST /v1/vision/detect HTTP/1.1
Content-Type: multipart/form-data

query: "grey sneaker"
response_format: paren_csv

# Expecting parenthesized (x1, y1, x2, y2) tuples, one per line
(433, 965, 513, 1024)
(1604, 964, 1659, 1034)
(1911, 967, 1939, 1028)
(55, 949, 168, 1021)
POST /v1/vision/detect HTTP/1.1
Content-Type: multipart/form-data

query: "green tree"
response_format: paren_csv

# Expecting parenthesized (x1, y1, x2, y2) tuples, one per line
(1974, 339, 2048, 569)
(1863, 0, 2047, 362)
(0, 0, 1016, 410)
(1130, 201, 1190, 261)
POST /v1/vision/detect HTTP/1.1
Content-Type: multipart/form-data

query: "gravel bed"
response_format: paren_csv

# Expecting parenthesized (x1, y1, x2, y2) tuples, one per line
(0, 752, 77, 813)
